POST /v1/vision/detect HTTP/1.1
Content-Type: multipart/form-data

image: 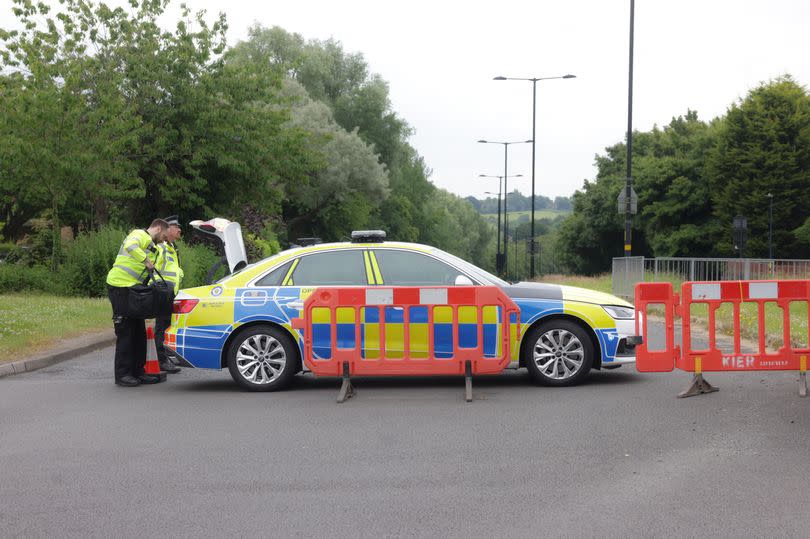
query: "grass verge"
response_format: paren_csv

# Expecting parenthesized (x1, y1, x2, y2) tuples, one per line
(0, 294, 111, 361)
(539, 274, 805, 349)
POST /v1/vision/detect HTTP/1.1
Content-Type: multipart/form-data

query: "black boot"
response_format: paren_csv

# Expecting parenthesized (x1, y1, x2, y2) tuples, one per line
(159, 361, 181, 373)
(116, 375, 141, 387)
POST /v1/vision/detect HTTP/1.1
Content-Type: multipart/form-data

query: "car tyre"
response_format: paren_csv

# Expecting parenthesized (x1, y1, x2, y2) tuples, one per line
(524, 319, 594, 387)
(227, 325, 298, 392)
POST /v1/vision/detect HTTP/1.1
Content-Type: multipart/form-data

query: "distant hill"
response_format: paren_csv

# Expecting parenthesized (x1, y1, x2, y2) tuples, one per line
(479, 209, 570, 223)
(465, 191, 572, 215)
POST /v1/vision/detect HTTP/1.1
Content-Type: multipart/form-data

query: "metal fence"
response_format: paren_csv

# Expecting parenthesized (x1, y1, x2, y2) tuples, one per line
(611, 257, 810, 300)
(612, 256, 645, 300)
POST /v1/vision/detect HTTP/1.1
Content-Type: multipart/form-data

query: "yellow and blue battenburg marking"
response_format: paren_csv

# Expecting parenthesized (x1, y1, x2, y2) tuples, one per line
(308, 304, 504, 360)
(167, 281, 627, 370)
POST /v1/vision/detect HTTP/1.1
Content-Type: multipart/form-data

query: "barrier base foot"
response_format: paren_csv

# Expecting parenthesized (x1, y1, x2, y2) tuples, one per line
(678, 374, 718, 398)
(464, 360, 473, 403)
(800, 372, 807, 398)
(337, 361, 354, 403)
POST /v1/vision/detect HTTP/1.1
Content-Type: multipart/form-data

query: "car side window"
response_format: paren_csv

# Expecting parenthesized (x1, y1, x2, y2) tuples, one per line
(372, 249, 473, 286)
(289, 250, 367, 286)
(255, 260, 293, 287)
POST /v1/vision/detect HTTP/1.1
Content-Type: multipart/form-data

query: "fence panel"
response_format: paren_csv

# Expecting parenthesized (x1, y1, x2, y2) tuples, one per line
(611, 256, 645, 300)
(613, 257, 810, 300)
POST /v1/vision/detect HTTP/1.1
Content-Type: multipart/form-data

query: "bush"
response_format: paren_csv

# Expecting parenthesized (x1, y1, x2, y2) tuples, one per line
(0, 242, 15, 261)
(61, 227, 128, 297)
(0, 263, 66, 295)
(4, 221, 55, 267)
(245, 232, 280, 263)
(176, 240, 222, 289)
(61, 228, 224, 295)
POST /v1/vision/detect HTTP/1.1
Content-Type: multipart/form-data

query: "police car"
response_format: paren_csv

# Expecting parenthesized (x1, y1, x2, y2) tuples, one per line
(165, 224, 640, 391)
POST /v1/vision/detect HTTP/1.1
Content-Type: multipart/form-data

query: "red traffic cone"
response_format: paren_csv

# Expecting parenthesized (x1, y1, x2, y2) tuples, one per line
(144, 326, 167, 382)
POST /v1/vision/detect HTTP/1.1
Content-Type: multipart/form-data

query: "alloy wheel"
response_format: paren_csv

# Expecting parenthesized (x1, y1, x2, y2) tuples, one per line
(235, 334, 287, 385)
(532, 328, 585, 381)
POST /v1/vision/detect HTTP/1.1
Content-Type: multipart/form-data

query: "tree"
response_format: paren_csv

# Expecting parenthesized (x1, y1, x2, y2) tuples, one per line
(555, 111, 721, 273)
(0, 0, 141, 266)
(278, 79, 389, 240)
(0, 0, 323, 253)
(229, 25, 409, 168)
(707, 76, 810, 258)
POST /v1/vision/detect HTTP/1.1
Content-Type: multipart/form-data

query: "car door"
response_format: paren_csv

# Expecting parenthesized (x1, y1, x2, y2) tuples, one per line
(254, 249, 371, 360)
(368, 248, 499, 359)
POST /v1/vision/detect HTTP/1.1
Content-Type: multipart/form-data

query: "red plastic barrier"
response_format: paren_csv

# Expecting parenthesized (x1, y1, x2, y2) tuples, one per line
(634, 282, 679, 372)
(291, 286, 520, 378)
(635, 280, 810, 373)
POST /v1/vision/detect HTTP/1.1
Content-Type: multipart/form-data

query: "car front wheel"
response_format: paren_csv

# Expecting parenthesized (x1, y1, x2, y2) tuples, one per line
(226, 325, 298, 392)
(524, 319, 594, 386)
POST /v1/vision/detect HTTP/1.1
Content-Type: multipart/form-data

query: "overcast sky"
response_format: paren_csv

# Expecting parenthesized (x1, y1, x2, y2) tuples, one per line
(5, 0, 810, 200)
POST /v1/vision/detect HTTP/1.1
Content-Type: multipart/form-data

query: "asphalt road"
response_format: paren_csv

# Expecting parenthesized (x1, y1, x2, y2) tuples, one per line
(1, 325, 809, 538)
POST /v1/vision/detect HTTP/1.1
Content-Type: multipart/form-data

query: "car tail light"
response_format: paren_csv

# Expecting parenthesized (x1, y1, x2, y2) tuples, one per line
(173, 298, 199, 314)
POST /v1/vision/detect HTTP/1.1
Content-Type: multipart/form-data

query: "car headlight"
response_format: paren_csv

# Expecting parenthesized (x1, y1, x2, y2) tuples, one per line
(602, 305, 635, 320)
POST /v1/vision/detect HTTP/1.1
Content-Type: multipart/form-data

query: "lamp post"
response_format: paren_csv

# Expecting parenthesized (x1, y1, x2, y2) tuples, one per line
(493, 73, 575, 279)
(478, 140, 531, 278)
(767, 192, 774, 259)
(624, 0, 635, 258)
(480, 173, 523, 275)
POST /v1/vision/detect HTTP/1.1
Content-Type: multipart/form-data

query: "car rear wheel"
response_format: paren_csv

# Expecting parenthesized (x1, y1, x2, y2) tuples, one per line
(524, 319, 594, 387)
(226, 325, 298, 392)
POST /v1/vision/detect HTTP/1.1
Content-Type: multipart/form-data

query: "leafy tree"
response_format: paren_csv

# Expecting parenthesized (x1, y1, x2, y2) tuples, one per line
(555, 174, 626, 275)
(278, 79, 389, 240)
(0, 0, 141, 267)
(553, 196, 572, 211)
(229, 25, 409, 167)
(707, 76, 810, 257)
(557, 112, 719, 273)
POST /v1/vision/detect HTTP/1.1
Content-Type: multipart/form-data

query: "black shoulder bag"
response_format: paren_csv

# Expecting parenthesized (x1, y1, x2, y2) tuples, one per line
(126, 268, 175, 319)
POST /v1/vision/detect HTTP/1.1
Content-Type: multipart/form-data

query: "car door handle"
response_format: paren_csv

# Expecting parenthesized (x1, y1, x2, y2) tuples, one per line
(288, 300, 304, 310)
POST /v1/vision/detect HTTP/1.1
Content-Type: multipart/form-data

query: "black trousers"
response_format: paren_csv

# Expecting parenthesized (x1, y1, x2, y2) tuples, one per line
(154, 314, 171, 363)
(108, 286, 146, 381)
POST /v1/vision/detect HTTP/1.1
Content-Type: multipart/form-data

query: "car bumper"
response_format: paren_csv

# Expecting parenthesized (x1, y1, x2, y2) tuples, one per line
(606, 318, 642, 365)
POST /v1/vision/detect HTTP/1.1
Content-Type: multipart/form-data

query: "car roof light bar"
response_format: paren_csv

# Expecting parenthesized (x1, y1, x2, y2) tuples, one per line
(351, 230, 387, 243)
(296, 237, 322, 247)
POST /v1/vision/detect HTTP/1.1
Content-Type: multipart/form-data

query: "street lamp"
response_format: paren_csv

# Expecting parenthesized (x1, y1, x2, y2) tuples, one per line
(478, 140, 531, 278)
(480, 173, 523, 275)
(493, 73, 575, 279)
(767, 192, 774, 259)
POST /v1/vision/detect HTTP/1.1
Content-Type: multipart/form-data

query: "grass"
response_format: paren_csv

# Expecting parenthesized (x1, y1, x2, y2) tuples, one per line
(540, 274, 807, 350)
(0, 294, 111, 361)
(685, 300, 808, 351)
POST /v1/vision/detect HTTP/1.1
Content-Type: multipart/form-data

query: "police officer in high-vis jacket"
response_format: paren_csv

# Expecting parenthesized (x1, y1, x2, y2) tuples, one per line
(106, 219, 169, 387)
(154, 215, 184, 374)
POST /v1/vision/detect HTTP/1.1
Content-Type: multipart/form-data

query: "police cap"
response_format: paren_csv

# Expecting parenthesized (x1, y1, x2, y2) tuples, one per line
(164, 215, 181, 227)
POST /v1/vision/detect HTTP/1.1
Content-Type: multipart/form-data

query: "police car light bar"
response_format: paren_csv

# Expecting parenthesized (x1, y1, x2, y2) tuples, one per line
(296, 237, 322, 247)
(351, 230, 386, 243)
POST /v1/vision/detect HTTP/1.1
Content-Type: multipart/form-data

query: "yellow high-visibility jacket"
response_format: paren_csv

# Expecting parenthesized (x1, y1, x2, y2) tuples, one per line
(106, 229, 157, 287)
(155, 242, 183, 294)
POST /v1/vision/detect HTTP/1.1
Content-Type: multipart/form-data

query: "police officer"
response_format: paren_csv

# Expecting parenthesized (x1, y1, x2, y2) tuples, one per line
(154, 215, 183, 373)
(106, 219, 169, 387)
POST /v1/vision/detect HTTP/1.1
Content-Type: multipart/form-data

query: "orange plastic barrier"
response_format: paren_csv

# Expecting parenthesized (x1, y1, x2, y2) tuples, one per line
(634, 282, 679, 373)
(291, 286, 520, 402)
(635, 280, 810, 397)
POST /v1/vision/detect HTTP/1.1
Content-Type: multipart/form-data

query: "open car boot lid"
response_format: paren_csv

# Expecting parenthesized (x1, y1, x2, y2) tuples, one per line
(189, 218, 248, 275)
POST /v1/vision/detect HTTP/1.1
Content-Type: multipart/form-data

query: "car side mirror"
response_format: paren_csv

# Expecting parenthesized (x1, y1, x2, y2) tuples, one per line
(454, 275, 474, 286)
